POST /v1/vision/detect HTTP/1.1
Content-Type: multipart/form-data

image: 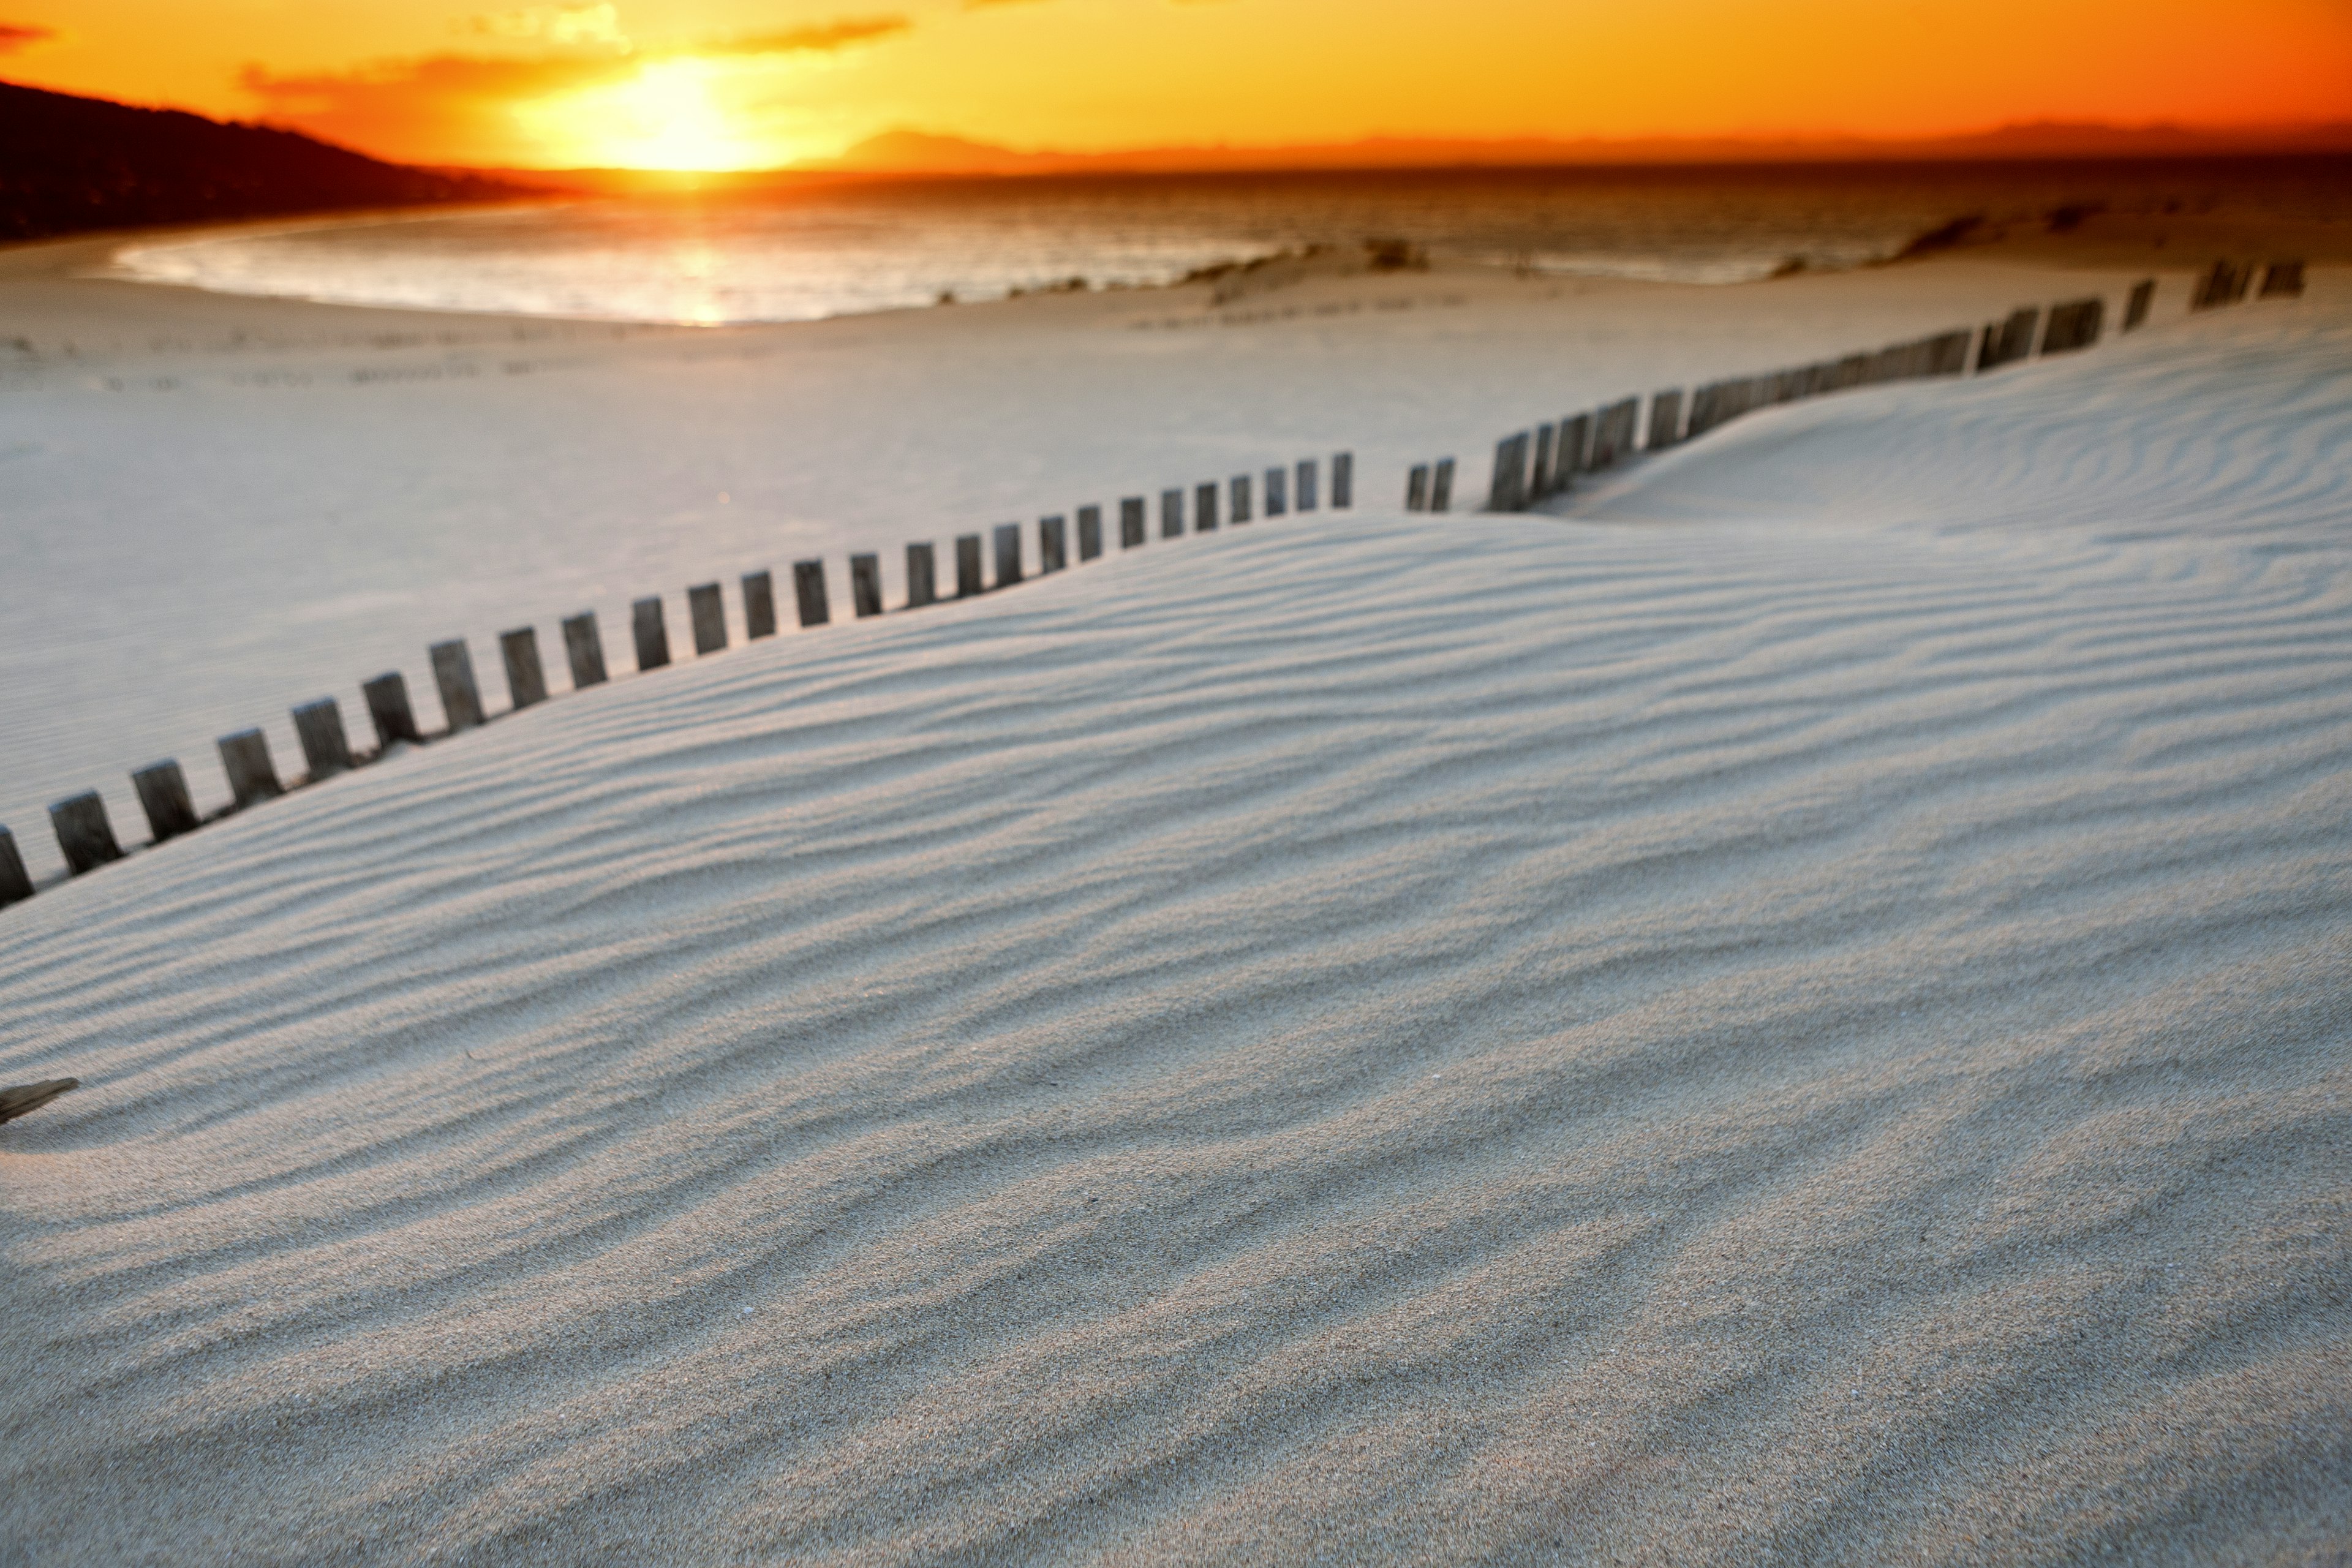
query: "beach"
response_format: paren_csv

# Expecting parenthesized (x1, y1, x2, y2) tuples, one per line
(1, 230, 2348, 1564)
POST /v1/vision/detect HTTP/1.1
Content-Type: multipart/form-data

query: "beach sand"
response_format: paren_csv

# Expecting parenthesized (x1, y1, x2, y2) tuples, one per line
(4, 227, 2182, 879)
(1, 238, 2348, 1564)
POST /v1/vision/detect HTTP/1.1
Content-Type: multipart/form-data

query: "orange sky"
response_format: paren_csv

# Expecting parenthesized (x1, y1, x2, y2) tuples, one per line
(2, 0, 2347, 169)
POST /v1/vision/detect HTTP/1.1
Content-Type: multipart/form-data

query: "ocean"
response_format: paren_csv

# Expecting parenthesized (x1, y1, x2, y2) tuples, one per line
(105, 159, 2345, 325)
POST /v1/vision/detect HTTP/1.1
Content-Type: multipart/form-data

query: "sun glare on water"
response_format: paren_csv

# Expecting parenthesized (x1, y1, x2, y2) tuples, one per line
(518, 58, 771, 171)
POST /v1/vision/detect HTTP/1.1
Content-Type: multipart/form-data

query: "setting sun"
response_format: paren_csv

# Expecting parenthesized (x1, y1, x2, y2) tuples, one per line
(516, 56, 765, 170)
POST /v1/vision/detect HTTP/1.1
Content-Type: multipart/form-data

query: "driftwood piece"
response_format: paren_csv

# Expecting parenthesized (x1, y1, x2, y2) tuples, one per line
(0, 1077, 77, 1125)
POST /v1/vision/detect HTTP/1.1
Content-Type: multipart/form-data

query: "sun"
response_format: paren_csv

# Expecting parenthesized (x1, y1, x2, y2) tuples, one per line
(516, 58, 768, 171)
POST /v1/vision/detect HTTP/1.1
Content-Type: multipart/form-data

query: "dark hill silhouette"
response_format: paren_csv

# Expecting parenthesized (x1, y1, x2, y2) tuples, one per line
(0, 80, 543, 243)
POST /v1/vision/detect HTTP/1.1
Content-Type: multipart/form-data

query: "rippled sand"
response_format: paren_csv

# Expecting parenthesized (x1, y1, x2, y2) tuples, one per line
(1, 280, 2348, 1564)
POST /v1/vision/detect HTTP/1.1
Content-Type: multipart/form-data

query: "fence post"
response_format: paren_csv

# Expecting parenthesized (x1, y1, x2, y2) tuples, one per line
(1332, 451, 1353, 508)
(0, 827, 32, 907)
(561, 615, 607, 688)
(50, 792, 122, 875)
(1557, 414, 1590, 483)
(1077, 505, 1103, 560)
(292, 697, 353, 778)
(363, 672, 421, 748)
(851, 553, 884, 616)
(1295, 458, 1318, 511)
(217, 729, 284, 809)
(429, 640, 484, 731)
(2123, 279, 2155, 330)
(1230, 474, 1253, 523)
(1431, 458, 1454, 512)
(132, 760, 200, 843)
(743, 571, 778, 638)
(1259, 466, 1284, 516)
(907, 543, 938, 606)
(956, 535, 984, 597)
(1406, 464, 1429, 511)
(2260, 261, 2304, 298)
(500, 628, 548, 709)
(993, 523, 1024, 586)
(1487, 434, 1525, 511)
(1039, 515, 1068, 571)
(794, 560, 831, 625)
(1647, 390, 1684, 451)
(688, 583, 727, 654)
(1531, 424, 1556, 497)
(1160, 488, 1184, 539)
(632, 597, 671, 671)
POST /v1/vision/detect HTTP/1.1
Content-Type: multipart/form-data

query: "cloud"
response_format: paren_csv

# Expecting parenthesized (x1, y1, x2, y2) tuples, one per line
(462, 4, 631, 49)
(240, 53, 638, 164)
(703, 17, 911, 54)
(0, 21, 56, 53)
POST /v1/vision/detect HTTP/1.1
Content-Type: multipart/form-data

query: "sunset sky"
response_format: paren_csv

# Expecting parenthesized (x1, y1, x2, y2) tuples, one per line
(2, 0, 2347, 170)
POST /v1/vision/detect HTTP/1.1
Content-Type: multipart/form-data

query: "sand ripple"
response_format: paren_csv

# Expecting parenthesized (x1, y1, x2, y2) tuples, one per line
(2, 293, 2350, 1564)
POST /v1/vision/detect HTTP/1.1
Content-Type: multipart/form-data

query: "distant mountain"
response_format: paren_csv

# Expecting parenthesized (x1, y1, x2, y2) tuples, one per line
(0, 80, 543, 243)
(813, 121, 2352, 177)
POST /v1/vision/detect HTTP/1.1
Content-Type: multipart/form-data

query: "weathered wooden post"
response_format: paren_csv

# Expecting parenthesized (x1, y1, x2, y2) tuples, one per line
(1647, 390, 1684, 451)
(1431, 458, 1454, 512)
(1230, 474, 1253, 523)
(1120, 497, 1146, 548)
(743, 571, 778, 638)
(1557, 413, 1590, 481)
(1192, 483, 1217, 532)
(500, 628, 547, 709)
(217, 729, 284, 809)
(991, 523, 1023, 586)
(132, 760, 199, 843)
(1160, 488, 1184, 539)
(1077, 505, 1103, 560)
(633, 597, 671, 670)
(1594, 399, 1639, 467)
(851, 553, 883, 616)
(1487, 434, 1526, 512)
(2041, 298, 2104, 355)
(1264, 466, 1287, 517)
(907, 543, 938, 606)
(561, 615, 607, 688)
(2192, 260, 2237, 309)
(292, 697, 353, 778)
(2260, 261, 2305, 298)
(430, 639, 484, 731)
(0, 827, 32, 908)
(794, 560, 831, 625)
(1295, 458, 1317, 511)
(1332, 451, 1353, 508)
(956, 535, 984, 597)
(1532, 424, 1556, 497)
(1406, 465, 1429, 510)
(50, 792, 122, 875)
(1039, 515, 1068, 571)
(2124, 279, 2155, 330)
(363, 672, 421, 748)
(688, 583, 727, 654)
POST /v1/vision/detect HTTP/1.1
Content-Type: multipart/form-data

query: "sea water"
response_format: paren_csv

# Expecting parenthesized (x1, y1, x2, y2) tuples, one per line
(106, 160, 2339, 325)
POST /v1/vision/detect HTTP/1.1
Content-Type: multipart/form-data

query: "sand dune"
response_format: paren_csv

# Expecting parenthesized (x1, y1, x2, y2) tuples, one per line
(2, 273, 2347, 1563)
(1, 232, 2173, 880)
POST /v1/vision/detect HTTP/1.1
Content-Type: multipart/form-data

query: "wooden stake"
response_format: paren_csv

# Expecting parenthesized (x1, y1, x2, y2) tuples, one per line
(957, 535, 984, 598)
(132, 760, 199, 842)
(1160, 488, 1184, 539)
(1431, 458, 1454, 512)
(292, 697, 353, 778)
(743, 571, 778, 638)
(994, 523, 1024, 585)
(907, 543, 938, 606)
(49, 791, 122, 875)
(688, 582, 728, 654)
(1264, 466, 1287, 516)
(0, 829, 33, 907)
(500, 628, 548, 709)
(633, 597, 671, 671)
(562, 615, 608, 688)
(217, 729, 284, 809)
(851, 552, 883, 616)
(1406, 464, 1429, 511)
(794, 561, 831, 625)
(429, 640, 484, 731)
(363, 672, 422, 747)
(1194, 483, 1219, 532)
(1077, 505, 1103, 560)
(1039, 515, 1068, 571)
(1120, 497, 1145, 549)
(1332, 451, 1353, 508)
